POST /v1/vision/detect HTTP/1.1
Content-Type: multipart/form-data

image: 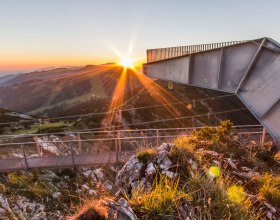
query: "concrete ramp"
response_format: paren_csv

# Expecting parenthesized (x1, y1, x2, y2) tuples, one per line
(143, 38, 280, 145)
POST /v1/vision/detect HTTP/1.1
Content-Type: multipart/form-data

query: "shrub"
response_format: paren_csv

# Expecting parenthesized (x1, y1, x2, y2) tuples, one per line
(196, 120, 233, 143)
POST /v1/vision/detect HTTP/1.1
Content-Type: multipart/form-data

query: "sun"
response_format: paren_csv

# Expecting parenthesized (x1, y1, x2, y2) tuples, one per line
(118, 57, 135, 69)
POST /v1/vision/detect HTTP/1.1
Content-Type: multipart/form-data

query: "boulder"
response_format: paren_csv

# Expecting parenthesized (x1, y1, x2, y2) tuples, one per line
(116, 156, 144, 190)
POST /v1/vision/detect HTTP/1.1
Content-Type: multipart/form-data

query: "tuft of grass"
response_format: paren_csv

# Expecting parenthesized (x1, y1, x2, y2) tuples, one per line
(129, 175, 190, 220)
(187, 172, 258, 219)
(170, 137, 197, 180)
(256, 173, 280, 208)
(227, 185, 246, 204)
(67, 198, 108, 220)
(136, 148, 157, 164)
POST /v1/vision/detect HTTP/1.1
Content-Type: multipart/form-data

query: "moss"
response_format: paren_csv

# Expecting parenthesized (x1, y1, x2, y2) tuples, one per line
(136, 148, 157, 164)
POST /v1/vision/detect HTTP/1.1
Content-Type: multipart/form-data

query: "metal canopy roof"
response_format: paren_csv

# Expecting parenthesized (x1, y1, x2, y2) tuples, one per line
(143, 37, 280, 148)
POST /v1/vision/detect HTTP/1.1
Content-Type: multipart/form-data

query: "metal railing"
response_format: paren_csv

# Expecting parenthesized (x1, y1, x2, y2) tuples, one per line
(0, 125, 269, 172)
(147, 40, 247, 63)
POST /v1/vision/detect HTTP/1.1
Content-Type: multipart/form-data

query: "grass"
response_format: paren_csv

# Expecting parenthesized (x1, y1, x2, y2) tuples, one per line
(136, 148, 157, 164)
(67, 198, 108, 220)
(129, 175, 191, 220)
(169, 136, 197, 180)
(12, 121, 69, 135)
(7, 171, 52, 199)
(256, 173, 280, 208)
(187, 172, 259, 220)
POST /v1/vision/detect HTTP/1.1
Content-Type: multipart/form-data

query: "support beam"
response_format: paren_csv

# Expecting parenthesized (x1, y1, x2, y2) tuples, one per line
(235, 38, 266, 93)
(261, 97, 280, 119)
(217, 47, 224, 89)
(188, 54, 193, 84)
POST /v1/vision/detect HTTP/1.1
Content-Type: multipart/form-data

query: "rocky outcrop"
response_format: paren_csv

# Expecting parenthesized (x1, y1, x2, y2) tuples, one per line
(116, 143, 177, 194)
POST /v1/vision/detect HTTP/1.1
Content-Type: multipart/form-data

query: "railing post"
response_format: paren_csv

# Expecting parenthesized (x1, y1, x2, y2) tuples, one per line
(117, 130, 121, 163)
(77, 133, 82, 152)
(261, 128, 266, 145)
(21, 144, 28, 170)
(115, 135, 119, 163)
(37, 144, 42, 157)
(34, 136, 42, 157)
(70, 145, 75, 168)
(156, 130, 160, 147)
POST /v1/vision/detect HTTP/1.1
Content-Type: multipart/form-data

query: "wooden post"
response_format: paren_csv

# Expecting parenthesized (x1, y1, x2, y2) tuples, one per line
(261, 128, 266, 145)
(70, 145, 75, 168)
(156, 130, 160, 147)
(21, 145, 28, 170)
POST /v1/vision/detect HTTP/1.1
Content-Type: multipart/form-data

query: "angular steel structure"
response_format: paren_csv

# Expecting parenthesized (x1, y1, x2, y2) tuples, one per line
(143, 37, 280, 146)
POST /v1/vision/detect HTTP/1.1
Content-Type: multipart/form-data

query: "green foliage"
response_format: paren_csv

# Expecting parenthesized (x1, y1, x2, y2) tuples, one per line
(197, 126, 216, 141)
(256, 174, 280, 208)
(136, 148, 157, 164)
(196, 120, 233, 143)
(130, 175, 190, 220)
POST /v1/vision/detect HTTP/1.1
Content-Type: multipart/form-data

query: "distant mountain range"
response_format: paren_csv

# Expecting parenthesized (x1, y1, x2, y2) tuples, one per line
(0, 63, 259, 130)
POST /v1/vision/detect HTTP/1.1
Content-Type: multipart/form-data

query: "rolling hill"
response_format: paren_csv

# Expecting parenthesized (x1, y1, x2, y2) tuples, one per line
(0, 64, 259, 132)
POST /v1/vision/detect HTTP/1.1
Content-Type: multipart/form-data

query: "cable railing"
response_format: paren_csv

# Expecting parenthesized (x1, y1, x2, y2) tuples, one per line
(0, 126, 269, 172)
(147, 40, 248, 63)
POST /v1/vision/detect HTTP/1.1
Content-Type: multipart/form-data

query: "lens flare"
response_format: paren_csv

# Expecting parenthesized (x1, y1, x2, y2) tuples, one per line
(118, 57, 135, 69)
(208, 166, 221, 177)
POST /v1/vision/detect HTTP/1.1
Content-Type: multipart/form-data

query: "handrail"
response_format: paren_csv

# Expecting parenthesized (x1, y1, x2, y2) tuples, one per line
(147, 40, 248, 63)
(0, 128, 266, 147)
(0, 124, 262, 139)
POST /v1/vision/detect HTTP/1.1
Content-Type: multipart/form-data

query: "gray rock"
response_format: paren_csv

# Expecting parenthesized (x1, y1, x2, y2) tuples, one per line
(266, 211, 272, 219)
(155, 150, 169, 164)
(93, 168, 105, 181)
(162, 170, 177, 179)
(227, 158, 237, 170)
(157, 143, 172, 152)
(159, 157, 173, 170)
(116, 156, 144, 189)
(188, 159, 198, 171)
(146, 162, 156, 176)
(178, 201, 197, 220)
(108, 199, 137, 220)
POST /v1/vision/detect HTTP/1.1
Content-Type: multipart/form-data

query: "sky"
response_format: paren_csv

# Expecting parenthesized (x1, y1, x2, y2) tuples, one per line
(1, 0, 280, 75)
